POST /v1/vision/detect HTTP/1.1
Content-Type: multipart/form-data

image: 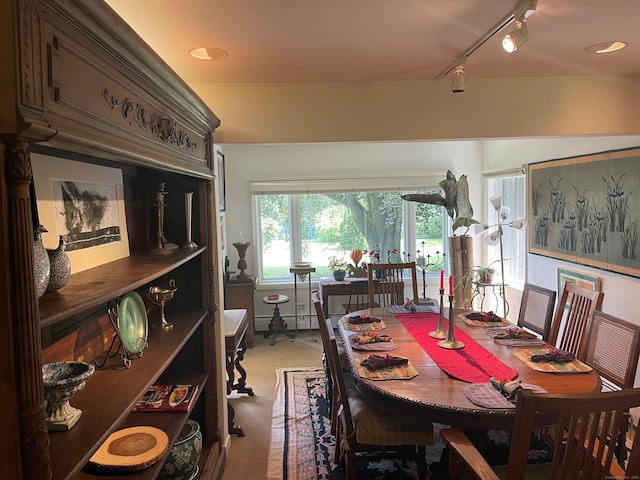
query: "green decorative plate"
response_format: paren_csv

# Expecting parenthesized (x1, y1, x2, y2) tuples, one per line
(118, 292, 149, 354)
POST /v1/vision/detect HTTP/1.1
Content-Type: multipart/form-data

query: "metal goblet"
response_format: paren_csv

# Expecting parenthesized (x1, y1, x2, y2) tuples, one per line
(148, 279, 177, 330)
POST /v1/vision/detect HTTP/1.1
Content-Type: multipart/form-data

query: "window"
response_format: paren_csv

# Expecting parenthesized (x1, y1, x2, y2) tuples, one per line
(251, 176, 448, 284)
(485, 173, 527, 286)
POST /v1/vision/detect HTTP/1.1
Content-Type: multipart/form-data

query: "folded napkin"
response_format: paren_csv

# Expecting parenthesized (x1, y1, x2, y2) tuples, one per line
(490, 377, 523, 402)
(351, 331, 392, 344)
(361, 353, 408, 370)
(530, 347, 575, 363)
(465, 311, 502, 322)
(493, 327, 537, 340)
(348, 314, 382, 324)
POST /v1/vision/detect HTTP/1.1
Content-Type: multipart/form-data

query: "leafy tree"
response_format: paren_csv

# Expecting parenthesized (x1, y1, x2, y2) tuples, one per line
(324, 192, 403, 261)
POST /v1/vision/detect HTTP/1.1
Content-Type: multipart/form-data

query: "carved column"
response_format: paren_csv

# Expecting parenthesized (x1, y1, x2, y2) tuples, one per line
(6, 141, 51, 480)
(203, 178, 221, 443)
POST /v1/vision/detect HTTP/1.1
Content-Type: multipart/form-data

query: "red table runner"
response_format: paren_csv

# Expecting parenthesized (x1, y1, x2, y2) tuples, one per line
(396, 313, 518, 383)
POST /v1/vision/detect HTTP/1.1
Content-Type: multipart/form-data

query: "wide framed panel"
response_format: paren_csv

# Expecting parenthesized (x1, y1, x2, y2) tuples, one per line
(32, 153, 130, 273)
(529, 147, 640, 278)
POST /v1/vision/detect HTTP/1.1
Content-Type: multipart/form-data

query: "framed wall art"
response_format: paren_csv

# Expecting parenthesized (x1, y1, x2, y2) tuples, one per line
(529, 146, 640, 278)
(217, 150, 226, 212)
(31, 153, 130, 273)
(557, 267, 600, 295)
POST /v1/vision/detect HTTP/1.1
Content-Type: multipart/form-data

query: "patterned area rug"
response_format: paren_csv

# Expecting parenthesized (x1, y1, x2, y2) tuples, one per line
(267, 367, 427, 480)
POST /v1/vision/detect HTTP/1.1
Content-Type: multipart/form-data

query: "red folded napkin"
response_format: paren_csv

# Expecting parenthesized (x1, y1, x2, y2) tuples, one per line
(361, 354, 408, 370)
(465, 311, 501, 322)
(530, 347, 575, 363)
(348, 315, 381, 324)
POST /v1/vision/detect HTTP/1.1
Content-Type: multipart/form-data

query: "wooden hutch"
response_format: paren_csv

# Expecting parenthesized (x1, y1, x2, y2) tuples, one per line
(1, 0, 226, 478)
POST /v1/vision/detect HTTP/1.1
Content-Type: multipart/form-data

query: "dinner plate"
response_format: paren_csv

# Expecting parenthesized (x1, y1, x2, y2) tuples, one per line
(118, 292, 149, 354)
(293, 261, 311, 267)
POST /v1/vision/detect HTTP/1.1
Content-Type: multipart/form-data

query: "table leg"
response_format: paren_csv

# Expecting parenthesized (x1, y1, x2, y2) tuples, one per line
(228, 401, 245, 437)
(233, 338, 254, 396)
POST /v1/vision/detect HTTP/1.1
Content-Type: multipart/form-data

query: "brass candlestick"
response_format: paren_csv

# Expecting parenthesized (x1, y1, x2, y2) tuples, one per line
(232, 241, 251, 280)
(438, 294, 465, 350)
(149, 182, 178, 255)
(429, 288, 447, 339)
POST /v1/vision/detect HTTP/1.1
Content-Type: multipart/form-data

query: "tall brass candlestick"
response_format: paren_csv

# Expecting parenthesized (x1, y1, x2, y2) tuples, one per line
(438, 294, 465, 349)
(429, 288, 447, 339)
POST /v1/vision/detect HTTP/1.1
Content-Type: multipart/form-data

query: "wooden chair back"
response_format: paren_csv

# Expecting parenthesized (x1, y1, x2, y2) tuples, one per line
(442, 388, 640, 480)
(517, 283, 556, 340)
(313, 290, 339, 435)
(583, 310, 640, 390)
(547, 281, 603, 359)
(367, 262, 419, 307)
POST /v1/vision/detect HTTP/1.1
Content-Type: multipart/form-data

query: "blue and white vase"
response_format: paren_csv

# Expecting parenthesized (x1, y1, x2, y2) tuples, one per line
(158, 419, 202, 480)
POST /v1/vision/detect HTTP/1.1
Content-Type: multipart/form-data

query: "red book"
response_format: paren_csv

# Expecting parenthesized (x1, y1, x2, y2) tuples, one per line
(132, 385, 198, 412)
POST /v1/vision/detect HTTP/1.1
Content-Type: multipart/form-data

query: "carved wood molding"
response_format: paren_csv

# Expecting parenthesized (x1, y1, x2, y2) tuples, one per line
(102, 89, 197, 152)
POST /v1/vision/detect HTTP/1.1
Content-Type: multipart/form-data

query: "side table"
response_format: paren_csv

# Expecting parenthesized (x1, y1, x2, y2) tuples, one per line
(224, 308, 254, 436)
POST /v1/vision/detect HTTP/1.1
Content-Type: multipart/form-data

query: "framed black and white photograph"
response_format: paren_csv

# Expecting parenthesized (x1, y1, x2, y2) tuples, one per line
(31, 153, 130, 273)
(217, 150, 226, 212)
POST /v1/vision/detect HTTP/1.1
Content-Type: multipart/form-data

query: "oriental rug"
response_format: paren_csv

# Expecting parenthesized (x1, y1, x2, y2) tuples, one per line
(267, 367, 429, 480)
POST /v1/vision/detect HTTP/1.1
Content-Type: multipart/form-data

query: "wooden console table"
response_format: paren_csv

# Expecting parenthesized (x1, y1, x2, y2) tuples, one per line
(224, 309, 254, 436)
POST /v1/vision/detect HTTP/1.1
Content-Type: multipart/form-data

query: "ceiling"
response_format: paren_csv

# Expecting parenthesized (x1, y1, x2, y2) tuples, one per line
(105, 0, 640, 85)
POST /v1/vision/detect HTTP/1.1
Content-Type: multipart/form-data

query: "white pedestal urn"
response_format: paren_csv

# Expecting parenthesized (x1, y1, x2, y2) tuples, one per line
(448, 235, 474, 309)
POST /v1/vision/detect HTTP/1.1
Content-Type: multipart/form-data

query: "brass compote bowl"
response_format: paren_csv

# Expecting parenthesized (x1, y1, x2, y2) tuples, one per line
(42, 361, 95, 431)
(148, 279, 177, 330)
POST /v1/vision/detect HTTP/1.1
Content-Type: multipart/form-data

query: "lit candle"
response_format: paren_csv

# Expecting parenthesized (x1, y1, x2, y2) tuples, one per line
(440, 270, 444, 290)
(449, 275, 453, 296)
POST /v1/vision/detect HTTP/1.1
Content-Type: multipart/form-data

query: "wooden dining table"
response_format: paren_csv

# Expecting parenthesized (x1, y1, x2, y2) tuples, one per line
(338, 307, 601, 430)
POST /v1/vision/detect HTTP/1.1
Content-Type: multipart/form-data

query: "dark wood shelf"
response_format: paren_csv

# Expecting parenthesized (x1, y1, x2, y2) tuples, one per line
(48, 309, 206, 480)
(39, 248, 207, 328)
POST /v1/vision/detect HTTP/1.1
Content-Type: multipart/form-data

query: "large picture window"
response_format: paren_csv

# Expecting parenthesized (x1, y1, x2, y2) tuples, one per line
(251, 176, 448, 283)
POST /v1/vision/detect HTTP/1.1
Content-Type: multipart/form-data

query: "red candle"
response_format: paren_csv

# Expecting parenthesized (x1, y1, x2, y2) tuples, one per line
(439, 270, 444, 290)
(449, 275, 453, 296)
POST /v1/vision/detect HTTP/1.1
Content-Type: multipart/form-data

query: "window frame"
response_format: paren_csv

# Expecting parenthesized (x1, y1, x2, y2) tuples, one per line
(251, 176, 450, 285)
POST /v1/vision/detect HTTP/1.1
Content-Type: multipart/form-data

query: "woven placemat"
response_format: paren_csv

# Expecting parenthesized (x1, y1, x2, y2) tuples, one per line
(485, 327, 547, 347)
(514, 349, 593, 373)
(355, 356, 419, 380)
(462, 382, 547, 409)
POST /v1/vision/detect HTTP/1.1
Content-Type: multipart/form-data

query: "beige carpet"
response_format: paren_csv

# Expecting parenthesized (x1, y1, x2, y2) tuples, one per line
(221, 329, 324, 480)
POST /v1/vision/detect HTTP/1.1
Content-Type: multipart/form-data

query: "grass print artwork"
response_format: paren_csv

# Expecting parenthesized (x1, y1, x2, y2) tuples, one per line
(529, 147, 640, 277)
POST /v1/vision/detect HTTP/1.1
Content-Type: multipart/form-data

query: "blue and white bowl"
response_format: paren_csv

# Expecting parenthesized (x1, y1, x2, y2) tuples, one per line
(159, 419, 202, 480)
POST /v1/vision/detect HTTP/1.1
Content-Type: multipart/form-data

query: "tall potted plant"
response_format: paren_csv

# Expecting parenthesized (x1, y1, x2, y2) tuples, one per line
(402, 170, 479, 308)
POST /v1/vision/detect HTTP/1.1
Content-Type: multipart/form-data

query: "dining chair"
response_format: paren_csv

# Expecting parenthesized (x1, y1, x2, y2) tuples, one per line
(582, 310, 640, 464)
(547, 281, 604, 359)
(313, 290, 343, 436)
(516, 283, 557, 341)
(367, 262, 419, 308)
(326, 330, 433, 480)
(440, 388, 640, 480)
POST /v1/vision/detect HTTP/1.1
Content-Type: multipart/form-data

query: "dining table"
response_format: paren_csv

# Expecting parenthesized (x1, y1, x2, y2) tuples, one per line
(338, 306, 601, 430)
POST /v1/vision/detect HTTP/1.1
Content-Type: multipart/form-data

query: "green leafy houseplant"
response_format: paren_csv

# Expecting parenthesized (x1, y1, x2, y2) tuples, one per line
(328, 255, 348, 272)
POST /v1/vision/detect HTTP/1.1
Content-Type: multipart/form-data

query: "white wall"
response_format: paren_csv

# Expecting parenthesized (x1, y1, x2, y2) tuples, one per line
(221, 136, 640, 332)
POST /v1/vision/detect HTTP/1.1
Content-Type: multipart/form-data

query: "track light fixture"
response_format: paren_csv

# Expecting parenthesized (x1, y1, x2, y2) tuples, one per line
(502, 19, 528, 53)
(451, 64, 466, 94)
(437, 0, 538, 79)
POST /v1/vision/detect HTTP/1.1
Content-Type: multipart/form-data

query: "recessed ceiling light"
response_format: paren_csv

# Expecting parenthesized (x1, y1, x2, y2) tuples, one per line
(189, 47, 229, 60)
(585, 41, 627, 54)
